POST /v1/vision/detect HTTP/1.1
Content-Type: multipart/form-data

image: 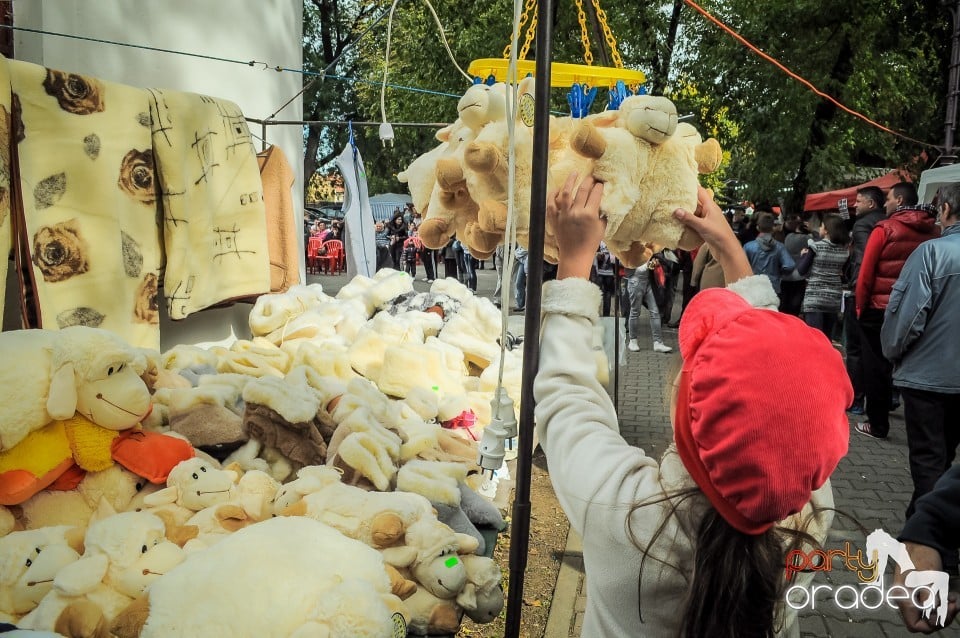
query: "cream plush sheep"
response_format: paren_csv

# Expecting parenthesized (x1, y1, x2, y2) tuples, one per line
(11, 465, 153, 532)
(140, 458, 238, 526)
(181, 469, 280, 552)
(0, 326, 152, 452)
(416, 86, 505, 256)
(569, 94, 722, 265)
(19, 510, 185, 636)
(381, 518, 479, 601)
(278, 466, 435, 550)
(110, 516, 407, 638)
(0, 526, 84, 624)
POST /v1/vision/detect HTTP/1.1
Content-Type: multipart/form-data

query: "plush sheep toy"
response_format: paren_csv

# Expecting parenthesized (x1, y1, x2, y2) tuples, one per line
(0, 526, 85, 623)
(110, 517, 408, 638)
(18, 509, 186, 636)
(0, 326, 153, 452)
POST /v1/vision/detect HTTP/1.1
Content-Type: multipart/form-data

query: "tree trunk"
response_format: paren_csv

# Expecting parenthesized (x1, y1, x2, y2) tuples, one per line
(788, 33, 854, 214)
(654, 0, 683, 94)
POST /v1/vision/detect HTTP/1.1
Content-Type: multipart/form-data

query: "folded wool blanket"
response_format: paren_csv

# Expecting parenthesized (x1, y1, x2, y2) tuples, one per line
(149, 88, 270, 319)
(10, 59, 163, 347)
(257, 145, 300, 293)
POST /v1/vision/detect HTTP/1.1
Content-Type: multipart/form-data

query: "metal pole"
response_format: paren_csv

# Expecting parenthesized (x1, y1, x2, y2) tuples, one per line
(945, 0, 960, 156)
(504, 0, 553, 634)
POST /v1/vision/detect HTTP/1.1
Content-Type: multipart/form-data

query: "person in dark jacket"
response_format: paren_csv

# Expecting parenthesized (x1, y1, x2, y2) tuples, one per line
(779, 213, 814, 316)
(895, 464, 960, 632)
(386, 209, 409, 269)
(743, 213, 796, 296)
(844, 186, 887, 415)
(853, 182, 939, 439)
(882, 183, 960, 516)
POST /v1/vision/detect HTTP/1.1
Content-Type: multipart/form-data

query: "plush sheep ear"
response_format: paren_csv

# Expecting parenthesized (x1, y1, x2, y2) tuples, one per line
(279, 501, 308, 517)
(54, 554, 109, 596)
(455, 533, 481, 555)
(47, 362, 78, 420)
(436, 124, 455, 143)
(143, 486, 180, 507)
(592, 111, 620, 128)
(456, 583, 478, 610)
(380, 546, 418, 568)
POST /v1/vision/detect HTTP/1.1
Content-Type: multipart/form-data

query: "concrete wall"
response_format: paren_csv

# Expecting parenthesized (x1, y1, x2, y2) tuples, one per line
(9, 0, 305, 349)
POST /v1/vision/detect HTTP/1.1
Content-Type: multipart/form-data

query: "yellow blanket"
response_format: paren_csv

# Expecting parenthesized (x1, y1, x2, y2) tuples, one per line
(10, 59, 163, 348)
(5, 58, 272, 341)
(149, 88, 270, 319)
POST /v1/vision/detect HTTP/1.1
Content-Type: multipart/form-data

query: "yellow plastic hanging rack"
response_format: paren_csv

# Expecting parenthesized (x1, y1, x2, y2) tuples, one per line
(468, 0, 644, 88)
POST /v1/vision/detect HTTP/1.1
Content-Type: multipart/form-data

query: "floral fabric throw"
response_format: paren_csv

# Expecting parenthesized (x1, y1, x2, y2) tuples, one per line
(5, 59, 270, 347)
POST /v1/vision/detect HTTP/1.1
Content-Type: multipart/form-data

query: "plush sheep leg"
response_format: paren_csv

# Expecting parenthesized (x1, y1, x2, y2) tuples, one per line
(385, 564, 417, 600)
(695, 138, 723, 173)
(461, 221, 501, 257)
(464, 141, 503, 174)
(477, 200, 508, 234)
(370, 511, 405, 548)
(110, 594, 150, 638)
(54, 599, 109, 638)
(435, 157, 465, 190)
(415, 218, 451, 251)
(571, 121, 606, 159)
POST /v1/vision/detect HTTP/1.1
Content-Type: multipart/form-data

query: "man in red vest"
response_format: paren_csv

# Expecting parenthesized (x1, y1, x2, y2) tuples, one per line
(854, 182, 939, 438)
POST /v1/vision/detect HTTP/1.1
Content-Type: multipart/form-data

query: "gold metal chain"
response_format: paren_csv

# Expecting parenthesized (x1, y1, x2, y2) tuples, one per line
(503, 0, 539, 60)
(591, 0, 623, 68)
(574, 0, 593, 66)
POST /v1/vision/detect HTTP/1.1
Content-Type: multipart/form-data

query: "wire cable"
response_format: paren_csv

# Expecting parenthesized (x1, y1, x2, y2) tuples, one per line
(683, 0, 941, 149)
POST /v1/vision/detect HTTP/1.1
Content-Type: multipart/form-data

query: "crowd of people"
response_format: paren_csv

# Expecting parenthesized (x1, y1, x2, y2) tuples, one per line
(536, 174, 960, 636)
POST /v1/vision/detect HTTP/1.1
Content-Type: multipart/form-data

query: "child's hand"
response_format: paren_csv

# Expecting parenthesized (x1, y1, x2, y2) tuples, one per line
(673, 186, 752, 283)
(547, 172, 605, 280)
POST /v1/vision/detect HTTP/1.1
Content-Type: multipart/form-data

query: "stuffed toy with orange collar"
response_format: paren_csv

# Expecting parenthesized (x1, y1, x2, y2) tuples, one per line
(0, 327, 192, 506)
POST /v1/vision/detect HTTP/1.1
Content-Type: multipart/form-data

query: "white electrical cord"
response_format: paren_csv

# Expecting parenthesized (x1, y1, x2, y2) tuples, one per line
(380, 0, 473, 129)
(492, 0, 524, 415)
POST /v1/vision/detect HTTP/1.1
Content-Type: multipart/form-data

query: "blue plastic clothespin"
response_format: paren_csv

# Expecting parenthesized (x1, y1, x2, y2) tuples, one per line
(636, 84, 648, 95)
(607, 80, 634, 111)
(348, 120, 356, 148)
(485, 74, 497, 86)
(566, 83, 598, 119)
(473, 76, 484, 85)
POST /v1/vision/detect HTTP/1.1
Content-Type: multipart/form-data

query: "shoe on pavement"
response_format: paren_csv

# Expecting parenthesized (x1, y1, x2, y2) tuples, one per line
(653, 341, 673, 353)
(846, 403, 865, 416)
(627, 339, 641, 352)
(513, 306, 525, 312)
(854, 422, 886, 439)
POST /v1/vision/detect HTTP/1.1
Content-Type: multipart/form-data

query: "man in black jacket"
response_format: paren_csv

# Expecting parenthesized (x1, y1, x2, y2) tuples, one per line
(895, 463, 960, 632)
(843, 186, 886, 415)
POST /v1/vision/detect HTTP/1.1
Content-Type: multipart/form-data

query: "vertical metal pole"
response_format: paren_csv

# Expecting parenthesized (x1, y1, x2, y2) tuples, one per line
(261, 121, 268, 152)
(945, 0, 960, 156)
(504, 0, 553, 635)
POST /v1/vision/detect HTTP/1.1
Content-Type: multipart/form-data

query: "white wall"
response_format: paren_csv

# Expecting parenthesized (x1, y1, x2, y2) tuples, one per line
(11, 0, 305, 349)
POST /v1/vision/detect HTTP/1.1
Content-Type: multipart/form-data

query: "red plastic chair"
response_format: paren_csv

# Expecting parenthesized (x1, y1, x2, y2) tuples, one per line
(318, 240, 345, 275)
(306, 237, 323, 274)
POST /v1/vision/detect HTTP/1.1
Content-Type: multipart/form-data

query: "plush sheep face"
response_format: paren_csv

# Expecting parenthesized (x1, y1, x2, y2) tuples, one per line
(75, 356, 153, 430)
(84, 511, 185, 597)
(412, 551, 468, 599)
(456, 83, 506, 132)
(0, 529, 81, 615)
(169, 459, 237, 511)
(110, 539, 184, 598)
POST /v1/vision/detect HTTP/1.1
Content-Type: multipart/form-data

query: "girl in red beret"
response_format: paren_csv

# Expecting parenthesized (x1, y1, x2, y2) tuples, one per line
(536, 173, 853, 638)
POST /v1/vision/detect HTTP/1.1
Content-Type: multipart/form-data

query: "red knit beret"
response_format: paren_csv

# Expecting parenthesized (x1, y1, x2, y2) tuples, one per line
(674, 287, 852, 535)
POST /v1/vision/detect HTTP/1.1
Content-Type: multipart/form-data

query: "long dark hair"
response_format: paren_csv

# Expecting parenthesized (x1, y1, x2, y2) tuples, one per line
(628, 488, 824, 638)
(678, 508, 785, 638)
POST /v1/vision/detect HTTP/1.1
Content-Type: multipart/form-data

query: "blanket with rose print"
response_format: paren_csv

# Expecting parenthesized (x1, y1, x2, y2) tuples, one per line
(7, 59, 269, 348)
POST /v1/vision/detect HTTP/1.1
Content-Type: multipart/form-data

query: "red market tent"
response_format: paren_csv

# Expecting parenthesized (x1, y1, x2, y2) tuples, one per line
(803, 170, 911, 213)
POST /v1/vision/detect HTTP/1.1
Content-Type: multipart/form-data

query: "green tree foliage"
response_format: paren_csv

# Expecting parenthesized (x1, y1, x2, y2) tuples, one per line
(673, 0, 950, 211)
(303, 0, 953, 213)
